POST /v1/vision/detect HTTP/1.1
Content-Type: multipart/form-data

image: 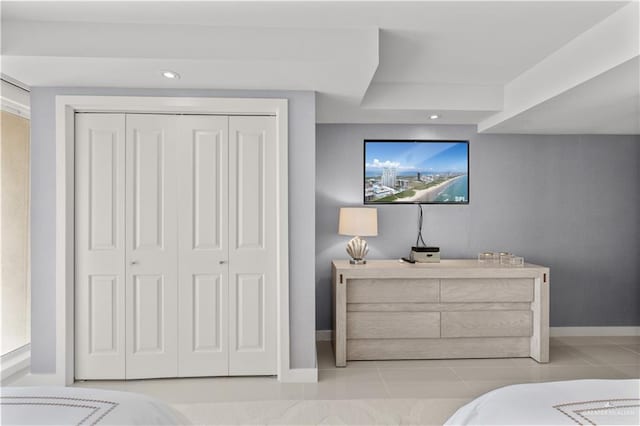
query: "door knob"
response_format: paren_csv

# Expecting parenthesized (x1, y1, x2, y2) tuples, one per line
(219, 260, 228, 265)
(130, 260, 139, 265)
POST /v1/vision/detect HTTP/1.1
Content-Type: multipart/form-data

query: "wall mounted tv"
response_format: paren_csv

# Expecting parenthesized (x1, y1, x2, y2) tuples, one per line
(364, 140, 469, 204)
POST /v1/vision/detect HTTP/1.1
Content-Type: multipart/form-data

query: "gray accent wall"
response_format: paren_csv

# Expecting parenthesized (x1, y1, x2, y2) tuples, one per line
(30, 87, 316, 373)
(316, 124, 640, 331)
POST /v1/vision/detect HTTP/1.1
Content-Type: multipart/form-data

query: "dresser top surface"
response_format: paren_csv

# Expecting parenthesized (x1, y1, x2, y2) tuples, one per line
(332, 259, 548, 272)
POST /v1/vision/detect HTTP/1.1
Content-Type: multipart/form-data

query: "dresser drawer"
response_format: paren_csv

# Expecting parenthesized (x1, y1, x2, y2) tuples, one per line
(347, 337, 531, 360)
(347, 311, 440, 339)
(442, 310, 532, 337)
(347, 279, 440, 303)
(440, 279, 533, 302)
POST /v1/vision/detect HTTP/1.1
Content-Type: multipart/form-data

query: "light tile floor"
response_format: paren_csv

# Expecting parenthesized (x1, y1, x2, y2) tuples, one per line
(74, 336, 640, 424)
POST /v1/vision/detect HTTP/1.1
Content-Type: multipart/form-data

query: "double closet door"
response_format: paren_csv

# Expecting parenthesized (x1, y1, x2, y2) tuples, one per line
(75, 113, 277, 380)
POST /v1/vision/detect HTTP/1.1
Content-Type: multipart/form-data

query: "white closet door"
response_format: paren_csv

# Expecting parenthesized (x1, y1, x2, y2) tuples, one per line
(177, 116, 230, 377)
(75, 113, 126, 379)
(125, 114, 179, 379)
(228, 116, 277, 375)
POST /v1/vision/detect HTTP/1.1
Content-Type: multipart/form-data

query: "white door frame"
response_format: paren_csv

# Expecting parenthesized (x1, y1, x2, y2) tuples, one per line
(55, 96, 290, 384)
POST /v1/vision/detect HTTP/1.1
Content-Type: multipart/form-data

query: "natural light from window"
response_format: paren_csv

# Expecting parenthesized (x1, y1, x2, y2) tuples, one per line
(1, 81, 31, 357)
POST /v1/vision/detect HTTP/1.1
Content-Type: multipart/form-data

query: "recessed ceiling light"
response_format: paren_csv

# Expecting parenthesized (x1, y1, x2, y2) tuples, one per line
(162, 71, 180, 79)
(429, 114, 440, 120)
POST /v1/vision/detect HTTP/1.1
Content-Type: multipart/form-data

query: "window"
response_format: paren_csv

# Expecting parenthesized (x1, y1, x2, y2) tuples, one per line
(1, 79, 30, 359)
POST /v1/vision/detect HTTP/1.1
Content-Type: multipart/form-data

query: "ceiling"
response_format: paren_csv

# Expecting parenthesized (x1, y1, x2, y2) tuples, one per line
(2, 1, 638, 134)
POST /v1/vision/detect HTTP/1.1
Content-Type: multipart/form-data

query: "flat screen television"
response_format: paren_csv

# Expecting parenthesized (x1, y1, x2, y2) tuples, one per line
(364, 140, 469, 204)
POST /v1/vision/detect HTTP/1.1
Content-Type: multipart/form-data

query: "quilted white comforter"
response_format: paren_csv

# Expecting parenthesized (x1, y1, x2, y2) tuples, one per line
(1, 386, 189, 425)
(446, 379, 639, 425)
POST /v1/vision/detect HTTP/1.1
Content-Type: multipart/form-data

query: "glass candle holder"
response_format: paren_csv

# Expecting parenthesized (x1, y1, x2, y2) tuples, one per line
(498, 252, 512, 263)
(504, 256, 525, 266)
(478, 252, 497, 263)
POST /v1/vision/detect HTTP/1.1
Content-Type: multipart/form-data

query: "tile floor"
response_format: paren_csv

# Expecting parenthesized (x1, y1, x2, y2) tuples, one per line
(73, 336, 640, 424)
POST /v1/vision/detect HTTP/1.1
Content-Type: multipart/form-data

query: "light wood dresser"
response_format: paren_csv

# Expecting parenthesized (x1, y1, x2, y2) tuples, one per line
(331, 259, 549, 367)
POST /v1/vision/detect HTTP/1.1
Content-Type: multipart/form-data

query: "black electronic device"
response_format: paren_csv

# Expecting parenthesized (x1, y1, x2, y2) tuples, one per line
(408, 204, 441, 263)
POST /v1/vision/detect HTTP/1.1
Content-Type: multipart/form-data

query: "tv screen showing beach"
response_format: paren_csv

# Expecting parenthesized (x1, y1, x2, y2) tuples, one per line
(364, 140, 469, 204)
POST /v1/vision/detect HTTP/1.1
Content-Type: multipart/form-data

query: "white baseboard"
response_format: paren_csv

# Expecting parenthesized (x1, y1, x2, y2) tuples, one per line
(4, 373, 62, 387)
(15, 369, 320, 385)
(550, 326, 640, 337)
(317, 327, 640, 341)
(279, 368, 318, 383)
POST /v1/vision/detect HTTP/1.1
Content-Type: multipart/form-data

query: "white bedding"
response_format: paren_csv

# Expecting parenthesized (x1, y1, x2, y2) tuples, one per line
(1, 386, 189, 425)
(446, 379, 639, 425)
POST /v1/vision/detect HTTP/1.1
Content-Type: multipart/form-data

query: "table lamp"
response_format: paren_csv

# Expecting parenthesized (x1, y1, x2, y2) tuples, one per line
(338, 207, 378, 264)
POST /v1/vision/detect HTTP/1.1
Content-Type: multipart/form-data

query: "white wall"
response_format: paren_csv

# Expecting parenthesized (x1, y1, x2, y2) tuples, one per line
(30, 88, 316, 373)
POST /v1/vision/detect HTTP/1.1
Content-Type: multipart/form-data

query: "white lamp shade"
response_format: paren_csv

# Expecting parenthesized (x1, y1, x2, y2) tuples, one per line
(338, 207, 378, 237)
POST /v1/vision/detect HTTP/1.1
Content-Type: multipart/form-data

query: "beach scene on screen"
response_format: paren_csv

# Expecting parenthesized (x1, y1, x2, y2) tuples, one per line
(364, 141, 469, 204)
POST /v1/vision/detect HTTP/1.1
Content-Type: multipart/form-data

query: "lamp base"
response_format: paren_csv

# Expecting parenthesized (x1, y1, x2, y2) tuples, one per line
(346, 236, 369, 265)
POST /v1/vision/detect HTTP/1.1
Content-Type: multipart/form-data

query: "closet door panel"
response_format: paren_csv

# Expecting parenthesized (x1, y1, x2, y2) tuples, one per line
(75, 113, 126, 379)
(125, 114, 179, 379)
(191, 127, 224, 250)
(191, 274, 224, 350)
(177, 116, 229, 376)
(228, 116, 277, 375)
(235, 273, 265, 351)
(133, 275, 165, 352)
(235, 133, 264, 250)
(133, 132, 165, 249)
